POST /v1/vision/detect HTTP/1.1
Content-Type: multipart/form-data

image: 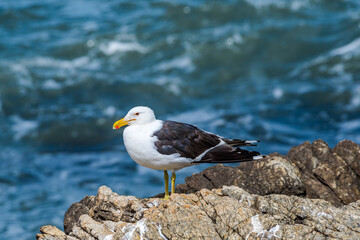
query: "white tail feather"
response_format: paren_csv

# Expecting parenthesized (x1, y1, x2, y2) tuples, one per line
(253, 155, 264, 160)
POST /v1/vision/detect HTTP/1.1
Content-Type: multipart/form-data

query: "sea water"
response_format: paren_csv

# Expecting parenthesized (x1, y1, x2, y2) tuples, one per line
(0, 0, 360, 239)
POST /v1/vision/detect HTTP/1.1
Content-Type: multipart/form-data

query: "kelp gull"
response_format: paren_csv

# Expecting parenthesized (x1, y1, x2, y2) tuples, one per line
(113, 106, 263, 200)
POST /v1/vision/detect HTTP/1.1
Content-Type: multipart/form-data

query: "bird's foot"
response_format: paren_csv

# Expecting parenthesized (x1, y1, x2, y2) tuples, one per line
(163, 195, 170, 200)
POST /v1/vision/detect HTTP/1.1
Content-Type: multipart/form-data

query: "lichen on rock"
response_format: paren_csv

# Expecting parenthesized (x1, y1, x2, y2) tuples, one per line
(36, 140, 360, 240)
(37, 185, 360, 240)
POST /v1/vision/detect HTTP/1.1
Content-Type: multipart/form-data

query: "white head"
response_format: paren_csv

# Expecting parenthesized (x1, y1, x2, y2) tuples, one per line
(113, 106, 156, 129)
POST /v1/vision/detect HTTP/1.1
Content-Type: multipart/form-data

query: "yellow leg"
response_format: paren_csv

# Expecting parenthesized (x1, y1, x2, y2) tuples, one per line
(171, 171, 176, 195)
(164, 170, 169, 200)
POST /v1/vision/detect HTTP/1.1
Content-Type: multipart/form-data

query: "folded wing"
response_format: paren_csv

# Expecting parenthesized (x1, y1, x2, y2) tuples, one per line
(153, 120, 263, 163)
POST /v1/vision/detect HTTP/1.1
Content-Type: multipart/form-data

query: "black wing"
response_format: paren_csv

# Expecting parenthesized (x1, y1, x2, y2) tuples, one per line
(192, 144, 261, 163)
(153, 120, 221, 159)
(221, 138, 259, 147)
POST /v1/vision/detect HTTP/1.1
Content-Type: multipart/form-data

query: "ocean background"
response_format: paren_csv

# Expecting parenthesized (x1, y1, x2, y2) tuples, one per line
(0, 0, 360, 239)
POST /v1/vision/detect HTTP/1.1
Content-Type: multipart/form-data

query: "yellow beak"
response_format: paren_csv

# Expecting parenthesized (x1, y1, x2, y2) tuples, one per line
(113, 118, 129, 129)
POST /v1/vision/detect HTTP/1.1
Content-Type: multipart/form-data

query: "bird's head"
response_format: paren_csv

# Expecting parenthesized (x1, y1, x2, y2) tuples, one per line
(113, 106, 156, 129)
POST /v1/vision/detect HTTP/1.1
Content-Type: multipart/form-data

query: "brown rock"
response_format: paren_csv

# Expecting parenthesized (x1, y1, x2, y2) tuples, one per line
(36, 139, 360, 240)
(179, 139, 360, 207)
(64, 195, 96, 234)
(37, 185, 360, 240)
(36, 225, 76, 240)
(333, 140, 360, 178)
(288, 139, 360, 206)
(177, 153, 306, 197)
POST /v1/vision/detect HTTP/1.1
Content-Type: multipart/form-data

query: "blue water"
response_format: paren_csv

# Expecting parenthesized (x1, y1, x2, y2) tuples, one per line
(1, 0, 360, 239)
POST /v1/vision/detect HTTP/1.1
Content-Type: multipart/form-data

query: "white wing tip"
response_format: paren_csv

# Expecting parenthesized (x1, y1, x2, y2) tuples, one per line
(245, 140, 259, 143)
(253, 155, 264, 160)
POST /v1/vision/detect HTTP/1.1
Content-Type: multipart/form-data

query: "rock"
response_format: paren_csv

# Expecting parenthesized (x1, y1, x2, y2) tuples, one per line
(178, 139, 360, 207)
(64, 196, 96, 234)
(288, 139, 360, 206)
(36, 140, 360, 239)
(36, 225, 76, 240)
(177, 153, 305, 197)
(37, 185, 360, 240)
(333, 140, 360, 182)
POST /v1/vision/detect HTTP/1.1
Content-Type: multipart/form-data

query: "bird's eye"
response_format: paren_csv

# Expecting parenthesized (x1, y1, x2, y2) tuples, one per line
(134, 112, 140, 116)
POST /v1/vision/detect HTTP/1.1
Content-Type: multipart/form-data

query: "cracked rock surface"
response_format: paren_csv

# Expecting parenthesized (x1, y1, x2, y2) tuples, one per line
(177, 139, 360, 207)
(37, 185, 360, 240)
(36, 140, 360, 239)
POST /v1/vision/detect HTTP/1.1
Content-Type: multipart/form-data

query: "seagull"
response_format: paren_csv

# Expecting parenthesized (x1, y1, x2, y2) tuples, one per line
(113, 106, 263, 200)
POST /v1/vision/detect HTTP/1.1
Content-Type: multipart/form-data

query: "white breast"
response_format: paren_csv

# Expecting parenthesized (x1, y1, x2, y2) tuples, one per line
(123, 120, 193, 171)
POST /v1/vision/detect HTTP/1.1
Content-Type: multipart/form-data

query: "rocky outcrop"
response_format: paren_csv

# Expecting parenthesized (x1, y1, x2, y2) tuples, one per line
(288, 140, 360, 206)
(177, 139, 360, 207)
(36, 139, 360, 239)
(37, 185, 360, 240)
(176, 153, 305, 197)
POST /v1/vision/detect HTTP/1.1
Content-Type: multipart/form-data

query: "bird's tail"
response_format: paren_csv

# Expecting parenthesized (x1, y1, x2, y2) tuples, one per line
(222, 138, 260, 147)
(192, 145, 264, 164)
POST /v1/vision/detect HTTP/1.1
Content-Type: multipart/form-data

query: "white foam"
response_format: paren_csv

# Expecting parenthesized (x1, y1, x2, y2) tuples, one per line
(350, 85, 360, 108)
(30, 57, 73, 68)
(183, 6, 191, 14)
(103, 106, 116, 117)
(291, 37, 360, 78)
(330, 37, 360, 56)
(244, 0, 308, 11)
(226, 32, 243, 46)
(237, 115, 254, 129)
(11, 116, 38, 140)
(99, 41, 147, 55)
(155, 55, 194, 72)
(72, 56, 90, 66)
(272, 87, 283, 99)
(11, 64, 32, 90)
(170, 108, 220, 126)
(155, 76, 182, 95)
(83, 21, 98, 32)
(339, 119, 360, 132)
(245, 0, 282, 9)
(328, 63, 345, 75)
(87, 39, 95, 48)
(290, 1, 307, 10)
(13, 56, 102, 90)
(209, 118, 226, 129)
(20, 56, 94, 75)
(42, 79, 62, 90)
